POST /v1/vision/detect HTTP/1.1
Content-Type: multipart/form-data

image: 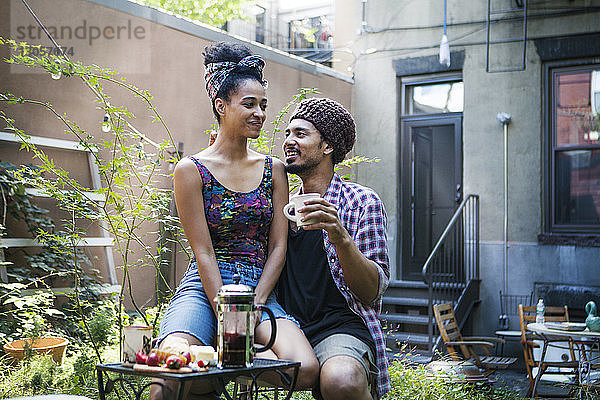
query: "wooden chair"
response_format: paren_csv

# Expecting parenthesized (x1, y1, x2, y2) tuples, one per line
(433, 303, 517, 373)
(518, 304, 578, 397)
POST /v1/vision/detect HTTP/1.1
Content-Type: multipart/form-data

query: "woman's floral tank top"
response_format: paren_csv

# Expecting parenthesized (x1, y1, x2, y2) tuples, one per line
(188, 155, 273, 284)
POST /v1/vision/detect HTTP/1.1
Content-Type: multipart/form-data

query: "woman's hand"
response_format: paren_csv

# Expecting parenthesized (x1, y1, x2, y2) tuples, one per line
(253, 304, 264, 328)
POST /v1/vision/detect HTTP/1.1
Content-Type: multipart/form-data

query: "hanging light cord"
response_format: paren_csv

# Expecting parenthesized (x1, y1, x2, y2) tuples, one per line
(20, 0, 67, 58)
(443, 0, 447, 35)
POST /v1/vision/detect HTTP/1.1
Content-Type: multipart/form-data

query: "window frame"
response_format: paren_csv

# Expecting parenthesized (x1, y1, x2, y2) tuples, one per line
(543, 59, 600, 235)
(400, 73, 464, 117)
(398, 73, 464, 278)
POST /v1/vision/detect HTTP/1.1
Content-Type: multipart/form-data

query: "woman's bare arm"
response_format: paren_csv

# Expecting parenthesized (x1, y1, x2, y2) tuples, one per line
(173, 157, 222, 314)
(254, 158, 289, 305)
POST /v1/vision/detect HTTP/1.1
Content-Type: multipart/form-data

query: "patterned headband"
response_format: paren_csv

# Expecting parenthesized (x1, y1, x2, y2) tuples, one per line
(204, 55, 267, 101)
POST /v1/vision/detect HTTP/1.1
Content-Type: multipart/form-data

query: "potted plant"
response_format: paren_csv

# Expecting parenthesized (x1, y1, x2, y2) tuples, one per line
(1, 286, 69, 364)
(3, 336, 68, 364)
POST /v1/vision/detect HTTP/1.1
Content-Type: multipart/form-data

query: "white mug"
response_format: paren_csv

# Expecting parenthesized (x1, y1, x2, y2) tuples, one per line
(122, 325, 153, 364)
(283, 193, 321, 227)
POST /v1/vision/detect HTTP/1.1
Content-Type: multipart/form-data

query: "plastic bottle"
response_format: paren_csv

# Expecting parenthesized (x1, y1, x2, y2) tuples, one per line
(536, 299, 545, 324)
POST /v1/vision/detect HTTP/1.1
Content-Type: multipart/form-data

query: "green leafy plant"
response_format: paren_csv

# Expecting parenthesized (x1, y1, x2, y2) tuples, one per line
(385, 359, 526, 400)
(141, 0, 252, 28)
(0, 37, 186, 365)
(0, 160, 109, 353)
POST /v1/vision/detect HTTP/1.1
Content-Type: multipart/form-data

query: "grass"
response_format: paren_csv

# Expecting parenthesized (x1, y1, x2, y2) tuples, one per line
(0, 349, 534, 400)
(385, 360, 526, 400)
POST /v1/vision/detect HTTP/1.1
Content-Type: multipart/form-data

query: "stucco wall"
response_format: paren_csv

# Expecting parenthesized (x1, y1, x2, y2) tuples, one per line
(339, 0, 600, 349)
(0, 0, 353, 309)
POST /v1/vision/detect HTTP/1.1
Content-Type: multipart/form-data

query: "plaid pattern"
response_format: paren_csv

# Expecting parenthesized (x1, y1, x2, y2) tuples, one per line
(318, 173, 391, 398)
(204, 55, 266, 101)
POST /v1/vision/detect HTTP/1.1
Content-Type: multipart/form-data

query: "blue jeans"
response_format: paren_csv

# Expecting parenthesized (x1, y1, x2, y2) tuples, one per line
(157, 261, 295, 346)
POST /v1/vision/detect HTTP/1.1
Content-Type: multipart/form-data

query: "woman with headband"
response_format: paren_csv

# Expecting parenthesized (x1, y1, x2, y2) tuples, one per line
(151, 42, 318, 399)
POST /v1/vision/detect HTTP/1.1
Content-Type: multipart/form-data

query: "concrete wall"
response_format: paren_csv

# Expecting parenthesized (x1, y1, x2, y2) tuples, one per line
(0, 0, 352, 309)
(337, 0, 600, 350)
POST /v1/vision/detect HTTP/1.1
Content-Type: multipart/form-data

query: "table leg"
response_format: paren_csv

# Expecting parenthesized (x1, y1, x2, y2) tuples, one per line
(216, 377, 234, 400)
(214, 365, 300, 400)
(97, 369, 106, 400)
(532, 339, 549, 398)
(282, 365, 300, 400)
(175, 380, 186, 400)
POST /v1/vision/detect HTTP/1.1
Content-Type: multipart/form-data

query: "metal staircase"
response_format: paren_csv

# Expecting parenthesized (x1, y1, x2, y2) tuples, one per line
(381, 195, 481, 360)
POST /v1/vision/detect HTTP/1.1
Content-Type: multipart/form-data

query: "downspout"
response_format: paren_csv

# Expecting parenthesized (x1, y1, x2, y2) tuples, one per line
(497, 113, 511, 297)
(361, 0, 367, 34)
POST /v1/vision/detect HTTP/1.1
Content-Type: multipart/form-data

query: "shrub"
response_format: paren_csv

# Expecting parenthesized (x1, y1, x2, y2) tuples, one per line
(385, 360, 526, 400)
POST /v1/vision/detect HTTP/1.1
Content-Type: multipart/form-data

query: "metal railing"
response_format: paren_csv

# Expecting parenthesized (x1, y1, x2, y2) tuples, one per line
(422, 194, 480, 353)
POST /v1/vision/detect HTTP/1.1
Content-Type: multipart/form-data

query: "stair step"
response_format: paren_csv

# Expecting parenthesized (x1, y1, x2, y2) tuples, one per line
(387, 332, 434, 346)
(432, 282, 466, 290)
(382, 296, 429, 307)
(388, 280, 428, 289)
(382, 297, 450, 307)
(379, 313, 429, 324)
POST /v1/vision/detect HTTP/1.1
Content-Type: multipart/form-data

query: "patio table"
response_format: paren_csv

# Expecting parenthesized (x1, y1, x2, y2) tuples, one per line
(96, 358, 300, 400)
(527, 322, 600, 398)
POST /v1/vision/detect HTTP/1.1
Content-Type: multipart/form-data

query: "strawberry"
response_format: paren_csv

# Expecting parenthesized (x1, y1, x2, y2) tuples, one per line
(166, 355, 182, 369)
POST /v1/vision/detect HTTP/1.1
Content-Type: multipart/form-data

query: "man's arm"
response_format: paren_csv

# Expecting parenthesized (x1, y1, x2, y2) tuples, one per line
(299, 196, 389, 304)
(329, 231, 381, 304)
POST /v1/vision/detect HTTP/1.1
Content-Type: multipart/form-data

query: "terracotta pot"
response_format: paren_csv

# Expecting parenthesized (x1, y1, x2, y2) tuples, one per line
(3, 336, 68, 364)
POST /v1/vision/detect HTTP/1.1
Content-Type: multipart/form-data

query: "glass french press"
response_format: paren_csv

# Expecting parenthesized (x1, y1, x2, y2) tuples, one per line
(216, 275, 277, 368)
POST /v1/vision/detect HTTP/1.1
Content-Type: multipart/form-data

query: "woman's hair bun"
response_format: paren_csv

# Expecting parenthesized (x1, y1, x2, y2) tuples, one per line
(204, 42, 252, 66)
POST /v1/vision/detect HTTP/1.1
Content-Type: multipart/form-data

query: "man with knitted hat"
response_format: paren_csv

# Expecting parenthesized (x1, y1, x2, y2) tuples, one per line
(277, 98, 390, 400)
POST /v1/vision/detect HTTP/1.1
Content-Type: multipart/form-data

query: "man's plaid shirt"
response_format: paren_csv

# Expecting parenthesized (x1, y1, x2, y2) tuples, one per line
(319, 173, 391, 398)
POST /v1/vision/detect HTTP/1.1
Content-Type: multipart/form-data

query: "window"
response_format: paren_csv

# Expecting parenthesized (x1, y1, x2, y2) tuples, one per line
(255, 6, 266, 44)
(287, 15, 333, 67)
(545, 63, 600, 235)
(405, 81, 464, 115)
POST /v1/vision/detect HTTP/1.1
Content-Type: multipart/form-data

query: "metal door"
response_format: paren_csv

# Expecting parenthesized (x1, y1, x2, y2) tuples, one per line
(401, 117, 462, 280)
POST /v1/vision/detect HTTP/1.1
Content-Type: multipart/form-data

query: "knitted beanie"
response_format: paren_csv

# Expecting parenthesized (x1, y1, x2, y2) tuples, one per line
(290, 98, 356, 164)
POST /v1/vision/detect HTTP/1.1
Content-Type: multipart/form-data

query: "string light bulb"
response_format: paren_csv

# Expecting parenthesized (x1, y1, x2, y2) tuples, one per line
(439, 35, 450, 67)
(51, 70, 61, 80)
(101, 113, 111, 133)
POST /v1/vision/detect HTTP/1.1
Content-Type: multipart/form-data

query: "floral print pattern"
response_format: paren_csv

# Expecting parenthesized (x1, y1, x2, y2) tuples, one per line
(188, 156, 273, 286)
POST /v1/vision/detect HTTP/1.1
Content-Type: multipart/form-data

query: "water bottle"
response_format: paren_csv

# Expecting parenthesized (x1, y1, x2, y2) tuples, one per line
(536, 299, 545, 324)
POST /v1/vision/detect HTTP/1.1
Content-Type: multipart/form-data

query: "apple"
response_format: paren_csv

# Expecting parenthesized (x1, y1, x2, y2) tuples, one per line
(135, 350, 148, 365)
(146, 352, 160, 366)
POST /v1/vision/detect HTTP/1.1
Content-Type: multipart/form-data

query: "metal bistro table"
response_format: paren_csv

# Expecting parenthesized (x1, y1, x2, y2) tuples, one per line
(96, 358, 301, 400)
(528, 322, 600, 398)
